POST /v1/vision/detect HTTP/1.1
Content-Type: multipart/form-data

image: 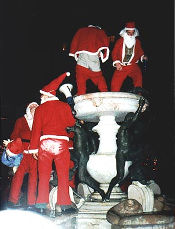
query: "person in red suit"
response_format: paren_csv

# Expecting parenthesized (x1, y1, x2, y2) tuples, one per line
(111, 21, 148, 92)
(69, 25, 110, 95)
(6, 102, 39, 209)
(29, 72, 77, 216)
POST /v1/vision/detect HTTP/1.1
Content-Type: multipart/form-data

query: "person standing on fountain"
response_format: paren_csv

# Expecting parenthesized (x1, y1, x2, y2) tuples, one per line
(69, 25, 110, 95)
(5, 102, 39, 209)
(28, 72, 77, 216)
(111, 21, 148, 92)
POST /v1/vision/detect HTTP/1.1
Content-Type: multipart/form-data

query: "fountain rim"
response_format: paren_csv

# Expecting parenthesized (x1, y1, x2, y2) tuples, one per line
(73, 92, 142, 103)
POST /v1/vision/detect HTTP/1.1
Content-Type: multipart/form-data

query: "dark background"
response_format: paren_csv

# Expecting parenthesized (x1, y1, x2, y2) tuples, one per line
(1, 1, 174, 196)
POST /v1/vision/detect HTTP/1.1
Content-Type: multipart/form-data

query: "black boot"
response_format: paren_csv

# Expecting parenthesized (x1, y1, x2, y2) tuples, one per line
(61, 205, 78, 215)
(7, 201, 23, 209)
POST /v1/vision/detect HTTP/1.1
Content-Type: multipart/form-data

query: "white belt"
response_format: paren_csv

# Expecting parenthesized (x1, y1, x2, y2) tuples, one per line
(40, 135, 69, 141)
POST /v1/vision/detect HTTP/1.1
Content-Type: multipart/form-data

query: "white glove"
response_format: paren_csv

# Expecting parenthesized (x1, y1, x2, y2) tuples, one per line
(3, 139, 11, 147)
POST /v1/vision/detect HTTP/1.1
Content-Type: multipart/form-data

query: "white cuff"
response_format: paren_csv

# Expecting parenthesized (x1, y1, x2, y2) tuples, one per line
(28, 149, 39, 154)
(113, 60, 121, 67)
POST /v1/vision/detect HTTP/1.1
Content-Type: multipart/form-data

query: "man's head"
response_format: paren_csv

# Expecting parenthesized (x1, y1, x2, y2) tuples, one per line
(119, 21, 139, 48)
(40, 94, 51, 104)
(26, 102, 38, 119)
(40, 72, 70, 98)
(28, 102, 38, 118)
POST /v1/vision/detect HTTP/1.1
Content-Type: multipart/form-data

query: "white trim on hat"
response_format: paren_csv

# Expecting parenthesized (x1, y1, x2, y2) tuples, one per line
(40, 90, 56, 97)
(6, 148, 19, 157)
(125, 27, 135, 30)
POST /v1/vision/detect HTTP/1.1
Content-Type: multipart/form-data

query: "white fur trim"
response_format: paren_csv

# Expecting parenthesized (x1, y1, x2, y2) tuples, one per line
(99, 47, 110, 63)
(40, 96, 59, 104)
(40, 90, 56, 97)
(141, 55, 144, 62)
(88, 25, 101, 29)
(69, 53, 75, 57)
(28, 149, 39, 154)
(120, 28, 139, 38)
(125, 27, 135, 30)
(113, 60, 121, 67)
(40, 135, 69, 141)
(25, 102, 38, 130)
(24, 114, 33, 130)
(66, 72, 70, 76)
(71, 47, 109, 63)
(13, 166, 19, 174)
(6, 148, 18, 157)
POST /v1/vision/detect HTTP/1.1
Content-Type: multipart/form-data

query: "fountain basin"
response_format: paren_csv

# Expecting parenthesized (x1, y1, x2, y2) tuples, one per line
(74, 92, 144, 123)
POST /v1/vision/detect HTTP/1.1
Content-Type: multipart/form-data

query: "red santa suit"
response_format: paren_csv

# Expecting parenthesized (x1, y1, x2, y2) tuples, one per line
(8, 102, 38, 206)
(29, 72, 76, 208)
(111, 22, 145, 91)
(69, 25, 110, 95)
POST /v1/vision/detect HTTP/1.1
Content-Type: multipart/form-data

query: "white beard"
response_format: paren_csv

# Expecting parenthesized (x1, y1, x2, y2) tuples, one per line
(123, 33, 136, 48)
(40, 97, 46, 104)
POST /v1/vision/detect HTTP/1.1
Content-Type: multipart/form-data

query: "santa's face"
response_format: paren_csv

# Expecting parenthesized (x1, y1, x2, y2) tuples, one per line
(123, 30, 136, 48)
(40, 94, 49, 104)
(29, 104, 38, 118)
(126, 29, 135, 36)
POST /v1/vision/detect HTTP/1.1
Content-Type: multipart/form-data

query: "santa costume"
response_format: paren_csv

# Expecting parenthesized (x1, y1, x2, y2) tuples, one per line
(69, 25, 110, 95)
(8, 102, 39, 206)
(29, 72, 76, 211)
(111, 22, 146, 91)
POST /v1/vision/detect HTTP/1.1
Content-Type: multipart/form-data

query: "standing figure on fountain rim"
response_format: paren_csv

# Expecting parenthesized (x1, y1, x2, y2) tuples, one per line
(111, 21, 148, 92)
(69, 25, 109, 95)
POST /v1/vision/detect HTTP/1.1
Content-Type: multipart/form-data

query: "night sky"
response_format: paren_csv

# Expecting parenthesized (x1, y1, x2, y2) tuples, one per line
(1, 1, 174, 195)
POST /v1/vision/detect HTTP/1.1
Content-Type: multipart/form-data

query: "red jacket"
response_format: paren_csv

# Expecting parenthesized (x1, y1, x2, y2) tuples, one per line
(69, 26, 110, 63)
(112, 37, 144, 66)
(29, 100, 76, 153)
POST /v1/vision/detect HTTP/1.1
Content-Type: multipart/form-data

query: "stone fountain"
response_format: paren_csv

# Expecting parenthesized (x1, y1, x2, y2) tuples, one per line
(74, 92, 145, 198)
(73, 92, 148, 228)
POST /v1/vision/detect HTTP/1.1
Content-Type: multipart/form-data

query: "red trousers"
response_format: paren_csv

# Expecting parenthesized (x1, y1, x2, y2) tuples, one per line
(36, 138, 71, 206)
(69, 160, 76, 189)
(111, 63, 142, 91)
(8, 154, 37, 205)
(76, 64, 108, 95)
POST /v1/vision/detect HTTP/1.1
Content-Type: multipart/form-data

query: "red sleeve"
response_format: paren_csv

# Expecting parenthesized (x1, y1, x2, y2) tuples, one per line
(69, 28, 82, 55)
(29, 108, 42, 151)
(10, 118, 23, 140)
(136, 39, 144, 57)
(112, 38, 123, 62)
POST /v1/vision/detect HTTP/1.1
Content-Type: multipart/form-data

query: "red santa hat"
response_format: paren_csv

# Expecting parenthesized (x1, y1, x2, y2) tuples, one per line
(125, 21, 135, 30)
(7, 138, 24, 156)
(40, 72, 70, 97)
(120, 21, 139, 37)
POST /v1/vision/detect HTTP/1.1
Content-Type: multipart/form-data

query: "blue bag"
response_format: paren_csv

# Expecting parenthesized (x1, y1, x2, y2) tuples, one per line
(1, 149, 23, 167)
